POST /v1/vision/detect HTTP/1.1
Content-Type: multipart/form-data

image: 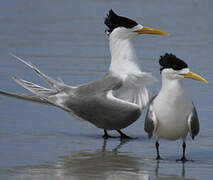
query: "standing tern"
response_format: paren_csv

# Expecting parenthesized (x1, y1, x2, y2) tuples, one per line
(0, 10, 168, 139)
(144, 53, 207, 161)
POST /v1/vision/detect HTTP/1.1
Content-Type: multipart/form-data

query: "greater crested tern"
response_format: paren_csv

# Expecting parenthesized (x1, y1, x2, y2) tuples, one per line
(144, 53, 207, 161)
(0, 10, 168, 139)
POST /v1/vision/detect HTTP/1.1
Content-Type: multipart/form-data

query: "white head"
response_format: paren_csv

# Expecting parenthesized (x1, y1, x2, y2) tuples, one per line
(104, 9, 168, 41)
(159, 53, 207, 83)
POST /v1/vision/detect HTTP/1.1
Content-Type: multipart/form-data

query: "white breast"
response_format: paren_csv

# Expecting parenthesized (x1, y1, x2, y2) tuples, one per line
(153, 81, 193, 140)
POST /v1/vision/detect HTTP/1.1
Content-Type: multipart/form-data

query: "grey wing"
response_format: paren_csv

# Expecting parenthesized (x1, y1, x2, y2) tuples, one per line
(188, 106, 199, 139)
(144, 96, 157, 139)
(63, 74, 141, 130)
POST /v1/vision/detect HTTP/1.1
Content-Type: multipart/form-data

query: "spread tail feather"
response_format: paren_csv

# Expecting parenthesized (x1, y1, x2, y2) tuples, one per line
(0, 90, 52, 105)
(10, 76, 70, 112)
(1, 55, 73, 112)
(12, 76, 57, 97)
(10, 54, 65, 90)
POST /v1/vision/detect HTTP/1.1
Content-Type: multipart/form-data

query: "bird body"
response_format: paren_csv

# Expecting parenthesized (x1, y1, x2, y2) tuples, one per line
(0, 10, 168, 138)
(151, 77, 193, 140)
(9, 58, 141, 130)
(145, 53, 207, 160)
(63, 74, 141, 130)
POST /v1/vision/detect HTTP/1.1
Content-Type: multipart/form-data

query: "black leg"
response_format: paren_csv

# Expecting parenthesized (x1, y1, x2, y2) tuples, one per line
(102, 129, 117, 139)
(156, 141, 162, 160)
(181, 141, 186, 161)
(176, 141, 188, 162)
(102, 129, 109, 139)
(117, 130, 135, 139)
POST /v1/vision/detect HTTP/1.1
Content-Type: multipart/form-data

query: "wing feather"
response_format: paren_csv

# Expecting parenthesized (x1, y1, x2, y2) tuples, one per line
(144, 96, 157, 138)
(113, 73, 156, 109)
(188, 107, 199, 139)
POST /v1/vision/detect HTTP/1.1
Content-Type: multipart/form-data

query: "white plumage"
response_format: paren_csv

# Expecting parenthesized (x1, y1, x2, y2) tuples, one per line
(145, 54, 207, 161)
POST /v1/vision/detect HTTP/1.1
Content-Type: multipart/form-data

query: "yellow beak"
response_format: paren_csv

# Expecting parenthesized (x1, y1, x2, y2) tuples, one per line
(182, 71, 208, 83)
(133, 26, 169, 35)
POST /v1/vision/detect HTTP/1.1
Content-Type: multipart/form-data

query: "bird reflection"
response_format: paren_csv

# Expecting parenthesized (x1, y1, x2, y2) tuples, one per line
(58, 139, 150, 180)
(13, 139, 151, 180)
(154, 160, 194, 180)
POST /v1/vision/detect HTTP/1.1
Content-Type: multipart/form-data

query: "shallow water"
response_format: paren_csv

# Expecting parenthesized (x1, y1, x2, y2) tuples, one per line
(0, 0, 213, 179)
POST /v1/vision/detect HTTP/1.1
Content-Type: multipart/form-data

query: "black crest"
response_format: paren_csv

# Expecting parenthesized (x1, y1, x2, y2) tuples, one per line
(104, 9, 138, 34)
(159, 53, 188, 72)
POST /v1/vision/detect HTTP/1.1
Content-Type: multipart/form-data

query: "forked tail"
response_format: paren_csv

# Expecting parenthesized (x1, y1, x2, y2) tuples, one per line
(0, 90, 51, 105)
(0, 55, 72, 111)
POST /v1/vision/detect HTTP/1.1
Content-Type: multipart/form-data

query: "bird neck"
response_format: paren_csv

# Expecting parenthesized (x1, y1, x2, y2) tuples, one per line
(159, 76, 192, 111)
(161, 76, 185, 95)
(109, 36, 141, 78)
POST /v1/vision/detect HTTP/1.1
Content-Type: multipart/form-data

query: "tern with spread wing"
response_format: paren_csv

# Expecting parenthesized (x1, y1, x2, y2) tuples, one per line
(0, 10, 168, 139)
(145, 53, 207, 161)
